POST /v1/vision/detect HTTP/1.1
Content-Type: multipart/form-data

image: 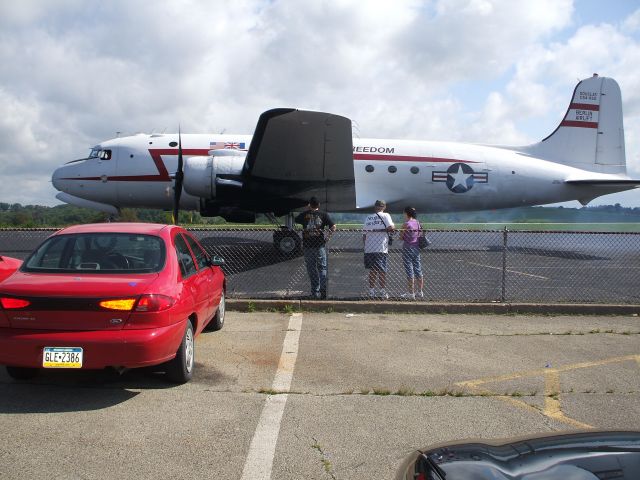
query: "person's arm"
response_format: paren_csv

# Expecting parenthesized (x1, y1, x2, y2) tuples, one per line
(362, 219, 367, 245)
(294, 210, 307, 225)
(400, 221, 408, 241)
(326, 213, 336, 231)
(386, 213, 395, 232)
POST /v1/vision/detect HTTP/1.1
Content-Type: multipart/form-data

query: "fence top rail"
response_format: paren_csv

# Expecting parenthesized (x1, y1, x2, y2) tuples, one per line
(0, 226, 639, 235)
(185, 227, 640, 235)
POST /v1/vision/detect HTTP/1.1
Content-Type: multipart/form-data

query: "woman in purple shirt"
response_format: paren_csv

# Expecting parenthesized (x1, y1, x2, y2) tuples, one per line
(401, 206, 424, 300)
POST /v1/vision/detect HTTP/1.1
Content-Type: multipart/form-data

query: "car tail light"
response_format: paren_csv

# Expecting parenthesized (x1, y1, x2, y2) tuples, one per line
(99, 298, 137, 311)
(0, 297, 31, 309)
(134, 294, 175, 312)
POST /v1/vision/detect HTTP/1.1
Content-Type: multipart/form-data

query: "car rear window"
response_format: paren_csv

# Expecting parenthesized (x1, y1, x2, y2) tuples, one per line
(21, 233, 166, 273)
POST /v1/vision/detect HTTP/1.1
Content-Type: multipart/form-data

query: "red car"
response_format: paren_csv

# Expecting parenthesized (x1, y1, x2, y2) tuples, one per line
(0, 223, 225, 383)
(0, 255, 23, 283)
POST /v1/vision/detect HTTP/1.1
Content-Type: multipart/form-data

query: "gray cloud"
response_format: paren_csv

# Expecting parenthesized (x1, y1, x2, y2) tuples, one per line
(0, 0, 639, 206)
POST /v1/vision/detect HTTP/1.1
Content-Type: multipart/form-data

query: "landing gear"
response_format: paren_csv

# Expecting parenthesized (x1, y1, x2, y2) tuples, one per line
(268, 213, 301, 257)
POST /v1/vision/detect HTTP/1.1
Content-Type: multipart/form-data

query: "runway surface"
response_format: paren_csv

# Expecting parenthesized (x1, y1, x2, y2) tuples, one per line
(1, 228, 638, 303)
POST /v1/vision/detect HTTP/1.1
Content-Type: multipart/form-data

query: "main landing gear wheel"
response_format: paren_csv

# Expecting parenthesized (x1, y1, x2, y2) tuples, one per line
(273, 230, 301, 257)
(165, 320, 194, 384)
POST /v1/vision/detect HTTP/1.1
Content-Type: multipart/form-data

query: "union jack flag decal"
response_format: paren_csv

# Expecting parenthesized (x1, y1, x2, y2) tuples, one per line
(209, 141, 246, 150)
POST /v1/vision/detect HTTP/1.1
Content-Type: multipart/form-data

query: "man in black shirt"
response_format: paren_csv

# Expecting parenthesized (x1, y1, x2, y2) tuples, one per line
(294, 197, 336, 299)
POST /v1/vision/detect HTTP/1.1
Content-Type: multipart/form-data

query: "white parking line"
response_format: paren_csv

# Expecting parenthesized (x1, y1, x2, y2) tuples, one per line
(240, 313, 302, 480)
(467, 262, 549, 279)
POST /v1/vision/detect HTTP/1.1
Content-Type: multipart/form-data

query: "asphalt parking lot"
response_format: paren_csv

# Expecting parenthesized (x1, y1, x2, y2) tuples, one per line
(1, 311, 639, 479)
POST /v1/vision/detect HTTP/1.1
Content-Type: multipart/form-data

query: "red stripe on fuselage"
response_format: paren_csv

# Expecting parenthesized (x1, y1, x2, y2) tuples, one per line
(60, 148, 211, 182)
(560, 120, 598, 129)
(62, 150, 479, 183)
(569, 103, 599, 111)
(353, 154, 479, 163)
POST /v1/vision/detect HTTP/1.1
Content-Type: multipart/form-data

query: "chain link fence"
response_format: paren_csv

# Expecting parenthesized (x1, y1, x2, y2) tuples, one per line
(1, 227, 639, 304)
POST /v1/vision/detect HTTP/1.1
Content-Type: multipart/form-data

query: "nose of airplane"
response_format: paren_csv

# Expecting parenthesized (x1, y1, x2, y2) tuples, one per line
(51, 163, 79, 193)
(51, 165, 65, 192)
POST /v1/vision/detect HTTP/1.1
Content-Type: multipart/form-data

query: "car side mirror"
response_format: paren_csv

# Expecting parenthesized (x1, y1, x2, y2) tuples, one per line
(209, 255, 225, 267)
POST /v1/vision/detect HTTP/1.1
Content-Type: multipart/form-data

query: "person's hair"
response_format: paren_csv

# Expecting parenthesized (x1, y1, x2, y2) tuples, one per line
(309, 197, 320, 208)
(404, 206, 417, 218)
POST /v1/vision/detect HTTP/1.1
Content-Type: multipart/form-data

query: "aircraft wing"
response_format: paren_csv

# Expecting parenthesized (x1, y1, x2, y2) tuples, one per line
(240, 108, 355, 213)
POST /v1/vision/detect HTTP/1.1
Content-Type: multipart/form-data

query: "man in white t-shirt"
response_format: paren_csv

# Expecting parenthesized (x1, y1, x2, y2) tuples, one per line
(362, 199, 395, 299)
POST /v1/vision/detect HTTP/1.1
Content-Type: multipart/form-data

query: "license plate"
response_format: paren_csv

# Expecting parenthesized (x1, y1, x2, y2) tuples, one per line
(43, 347, 83, 368)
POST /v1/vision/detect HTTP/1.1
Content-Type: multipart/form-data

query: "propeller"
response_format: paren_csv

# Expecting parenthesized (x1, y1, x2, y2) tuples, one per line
(172, 127, 184, 224)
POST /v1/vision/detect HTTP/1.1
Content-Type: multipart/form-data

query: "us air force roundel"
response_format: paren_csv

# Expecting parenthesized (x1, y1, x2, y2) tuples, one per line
(431, 163, 488, 193)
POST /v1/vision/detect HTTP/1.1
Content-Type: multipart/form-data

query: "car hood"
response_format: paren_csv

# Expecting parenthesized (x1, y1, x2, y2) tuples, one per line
(396, 431, 640, 480)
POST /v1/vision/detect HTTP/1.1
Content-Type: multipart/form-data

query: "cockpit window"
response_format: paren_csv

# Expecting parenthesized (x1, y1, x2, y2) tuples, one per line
(88, 148, 111, 160)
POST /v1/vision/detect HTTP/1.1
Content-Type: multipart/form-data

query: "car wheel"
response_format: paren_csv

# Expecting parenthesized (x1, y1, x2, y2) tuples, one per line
(206, 291, 225, 331)
(165, 320, 195, 384)
(6, 366, 38, 380)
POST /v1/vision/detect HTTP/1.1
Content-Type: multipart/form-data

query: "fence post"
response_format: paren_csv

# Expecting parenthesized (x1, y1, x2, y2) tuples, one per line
(501, 227, 508, 302)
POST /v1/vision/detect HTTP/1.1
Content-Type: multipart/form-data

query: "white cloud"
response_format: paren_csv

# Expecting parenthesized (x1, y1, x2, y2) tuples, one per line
(0, 0, 638, 206)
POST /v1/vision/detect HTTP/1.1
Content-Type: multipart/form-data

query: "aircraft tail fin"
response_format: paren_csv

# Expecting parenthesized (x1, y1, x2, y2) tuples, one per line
(521, 75, 626, 175)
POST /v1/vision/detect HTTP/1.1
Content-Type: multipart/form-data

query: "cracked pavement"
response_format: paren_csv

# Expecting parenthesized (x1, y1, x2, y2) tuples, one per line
(1, 311, 639, 479)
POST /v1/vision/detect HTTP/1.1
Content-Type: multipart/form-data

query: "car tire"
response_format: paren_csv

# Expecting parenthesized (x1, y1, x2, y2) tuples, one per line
(6, 366, 38, 380)
(205, 291, 225, 331)
(165, 320, 195, 384)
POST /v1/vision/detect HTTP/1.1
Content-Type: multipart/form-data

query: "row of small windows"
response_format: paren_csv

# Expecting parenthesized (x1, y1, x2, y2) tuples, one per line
(365, 165, 420, 174)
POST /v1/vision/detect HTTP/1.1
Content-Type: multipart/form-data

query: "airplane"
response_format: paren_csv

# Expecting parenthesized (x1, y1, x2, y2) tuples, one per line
(52, 74, 639, 254)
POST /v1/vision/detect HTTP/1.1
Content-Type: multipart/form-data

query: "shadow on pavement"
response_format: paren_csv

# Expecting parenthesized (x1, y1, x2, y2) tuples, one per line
(0, 368, 175, 413)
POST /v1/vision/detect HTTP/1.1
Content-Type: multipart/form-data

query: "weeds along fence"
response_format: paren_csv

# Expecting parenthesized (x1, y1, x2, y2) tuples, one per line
(1, 227, 639, 304)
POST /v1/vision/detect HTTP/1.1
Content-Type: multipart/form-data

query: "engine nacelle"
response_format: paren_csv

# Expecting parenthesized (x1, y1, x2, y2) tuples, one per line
(182, 153, 245, 199)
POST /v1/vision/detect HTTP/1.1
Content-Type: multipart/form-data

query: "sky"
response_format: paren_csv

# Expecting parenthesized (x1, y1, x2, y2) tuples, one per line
(1, 0, 640, 208)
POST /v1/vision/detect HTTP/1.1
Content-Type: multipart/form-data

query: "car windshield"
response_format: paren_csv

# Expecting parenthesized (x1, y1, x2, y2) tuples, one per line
(21, 233, 165, 273)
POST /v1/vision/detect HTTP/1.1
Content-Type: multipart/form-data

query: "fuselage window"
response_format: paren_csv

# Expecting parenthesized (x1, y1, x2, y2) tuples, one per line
(410, 166, 419, 174)
(365, 165, 374, 173)
(388, 166, 397, 173)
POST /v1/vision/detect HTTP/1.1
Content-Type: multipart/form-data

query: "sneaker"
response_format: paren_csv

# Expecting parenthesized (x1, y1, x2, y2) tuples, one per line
(401, 293, 415, 300)
(379, 289, 389, 300)
(416, 291, 424, 299)
(368, 288, 376, 298)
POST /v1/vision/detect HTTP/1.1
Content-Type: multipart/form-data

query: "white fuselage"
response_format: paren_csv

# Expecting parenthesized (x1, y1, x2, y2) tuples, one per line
(52, 133, 631, 214)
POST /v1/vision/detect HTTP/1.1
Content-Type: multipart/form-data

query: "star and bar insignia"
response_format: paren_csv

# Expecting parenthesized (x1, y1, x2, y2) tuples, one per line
(432, 162, 488, 193)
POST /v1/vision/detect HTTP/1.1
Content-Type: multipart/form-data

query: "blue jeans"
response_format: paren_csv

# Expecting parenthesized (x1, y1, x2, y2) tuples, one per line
(303, 246, 327, 297)
(402, 246, 422, 278)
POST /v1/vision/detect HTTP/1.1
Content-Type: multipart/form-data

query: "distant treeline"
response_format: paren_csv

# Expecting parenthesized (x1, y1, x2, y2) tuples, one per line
(0, 202, 639, 228)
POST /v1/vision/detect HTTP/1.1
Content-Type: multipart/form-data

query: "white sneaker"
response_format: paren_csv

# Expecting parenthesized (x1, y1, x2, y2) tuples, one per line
(416, 291, 424, 299)
(379, 289, 389, 300)
(368, 288, 376, 298)
(402, 293, 415, 300)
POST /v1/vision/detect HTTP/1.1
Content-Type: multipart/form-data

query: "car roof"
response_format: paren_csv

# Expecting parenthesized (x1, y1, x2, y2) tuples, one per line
(56, 223, 179, 236)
